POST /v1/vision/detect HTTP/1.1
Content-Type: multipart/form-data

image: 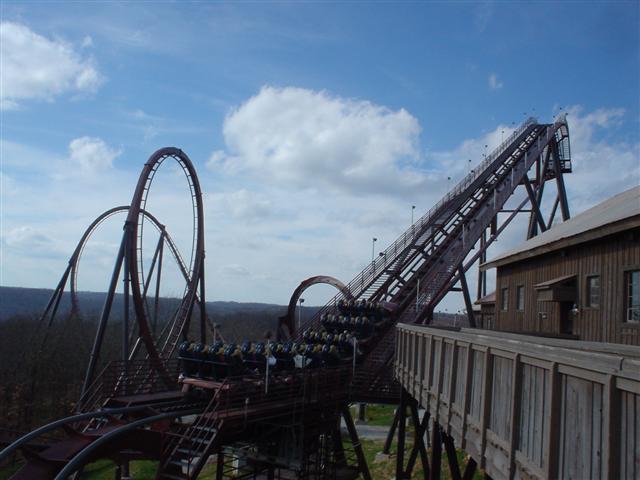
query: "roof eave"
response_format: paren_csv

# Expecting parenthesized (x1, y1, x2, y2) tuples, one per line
(481, 215, 640, 270)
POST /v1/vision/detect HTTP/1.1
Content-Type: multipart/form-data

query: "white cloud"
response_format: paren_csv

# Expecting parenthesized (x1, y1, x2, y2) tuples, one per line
(207, 150, 227, 169)
(214, 86, 427, 197)
(563, 106, 639, 213)
(81, 35, 94, 48)
(0, 22, 104, 109)
(68, 137, 121, 172)
(1, 226, 57, 256)
(488, 73, 503, 90)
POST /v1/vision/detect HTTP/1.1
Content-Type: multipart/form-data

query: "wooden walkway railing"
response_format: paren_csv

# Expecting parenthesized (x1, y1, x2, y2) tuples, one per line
(394, 324, 640, 480)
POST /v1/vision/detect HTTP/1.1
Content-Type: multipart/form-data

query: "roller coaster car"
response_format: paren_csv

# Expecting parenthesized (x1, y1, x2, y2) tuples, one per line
(177, 300, 391, 385)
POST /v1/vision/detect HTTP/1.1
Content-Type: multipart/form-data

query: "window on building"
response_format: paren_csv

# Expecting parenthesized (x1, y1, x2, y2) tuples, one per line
(626, 270, 640, 323)
(586, 275, 600, 308)
(516, 285, 525, 311)
(501, 287, 508, 311)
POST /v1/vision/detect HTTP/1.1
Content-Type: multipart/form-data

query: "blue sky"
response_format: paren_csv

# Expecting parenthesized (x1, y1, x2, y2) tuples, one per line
(1, 1, 639, 310)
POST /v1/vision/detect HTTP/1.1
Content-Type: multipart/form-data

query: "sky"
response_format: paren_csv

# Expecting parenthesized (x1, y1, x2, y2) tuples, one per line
(1, 1, 639, 312)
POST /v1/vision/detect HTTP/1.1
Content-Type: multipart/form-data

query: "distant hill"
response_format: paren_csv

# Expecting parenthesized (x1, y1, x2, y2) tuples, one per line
(0, 286, 293, 321)
(0, 286, 465, 333)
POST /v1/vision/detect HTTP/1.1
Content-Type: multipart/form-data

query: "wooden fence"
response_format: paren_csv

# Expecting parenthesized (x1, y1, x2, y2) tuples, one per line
(395, 324, 640, 480)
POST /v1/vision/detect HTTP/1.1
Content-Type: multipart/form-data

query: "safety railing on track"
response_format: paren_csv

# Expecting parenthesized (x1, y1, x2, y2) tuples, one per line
(76, 359, 180, 413)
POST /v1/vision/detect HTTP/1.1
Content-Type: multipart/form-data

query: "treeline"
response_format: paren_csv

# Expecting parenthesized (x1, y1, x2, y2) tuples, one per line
(0, 306, 292, 433)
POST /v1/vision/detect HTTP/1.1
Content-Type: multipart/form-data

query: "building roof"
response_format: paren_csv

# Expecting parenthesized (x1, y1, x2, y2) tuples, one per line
(475, 291, 496, 305)
(482, 186, 640, 269)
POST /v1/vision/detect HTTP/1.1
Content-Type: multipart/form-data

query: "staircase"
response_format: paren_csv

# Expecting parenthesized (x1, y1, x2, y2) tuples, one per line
(156, 383, 226, 480)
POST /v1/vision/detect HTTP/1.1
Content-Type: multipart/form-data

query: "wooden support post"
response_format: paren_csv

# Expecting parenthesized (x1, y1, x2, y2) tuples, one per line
(358, 403, 366, 422)
(442, 431, 462, 480)
(396, 389, 408, 480)
(383, 405, 400, 454)
(341, 406, 372, 480)
(431, 422, 442, 480)
(333, 414, 347, 465)
(405, 402, 430, 479)
(462, 458, 478, 480)
(216, 450, 224, 480)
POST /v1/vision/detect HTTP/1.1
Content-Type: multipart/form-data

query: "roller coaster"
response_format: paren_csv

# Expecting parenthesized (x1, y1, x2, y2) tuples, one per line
(0, 115, 572, 479)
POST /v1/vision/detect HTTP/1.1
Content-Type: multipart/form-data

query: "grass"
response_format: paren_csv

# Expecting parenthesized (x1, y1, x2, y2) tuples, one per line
(1, 440, 483, 479)
(359, 403, 396, 427)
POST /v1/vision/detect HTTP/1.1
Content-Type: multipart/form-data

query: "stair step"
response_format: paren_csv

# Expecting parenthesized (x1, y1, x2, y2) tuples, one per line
(192, 425, 217, 433)
(176, 448, 195, 456)
(159, 474, 187, 480)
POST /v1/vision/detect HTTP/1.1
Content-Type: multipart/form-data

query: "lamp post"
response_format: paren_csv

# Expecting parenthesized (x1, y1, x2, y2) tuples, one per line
(298, 298, 305, 332)
(411, 205, 416, 224)
(371, 237, 377, 263)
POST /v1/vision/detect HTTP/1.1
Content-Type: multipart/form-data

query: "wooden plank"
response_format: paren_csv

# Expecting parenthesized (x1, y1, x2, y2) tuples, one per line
(602, 374, 619, 479)
(446, 340, 459, 434)
(508, 354, 522, 478)
(544, 362, 560, 479)
(479, 348, 493, 469)
(459, 345, 472, 450)
(394, 324, 640, 480)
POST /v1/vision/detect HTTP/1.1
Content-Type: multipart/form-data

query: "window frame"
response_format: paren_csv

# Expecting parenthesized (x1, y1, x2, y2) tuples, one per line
(516, 285, 525, 312)
(624, 269, 640, 323)
(500, 287, 509, 311)
(585, 275, 601, 309)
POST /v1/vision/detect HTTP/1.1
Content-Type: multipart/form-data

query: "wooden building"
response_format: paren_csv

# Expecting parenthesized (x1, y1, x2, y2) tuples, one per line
(481, 186, 640, 345)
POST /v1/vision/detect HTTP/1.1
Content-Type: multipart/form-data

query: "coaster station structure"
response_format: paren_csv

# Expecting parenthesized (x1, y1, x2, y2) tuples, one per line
(0, 114, 572, 479)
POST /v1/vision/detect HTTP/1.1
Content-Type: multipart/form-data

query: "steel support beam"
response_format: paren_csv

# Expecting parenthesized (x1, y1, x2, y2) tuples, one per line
(523, 176, 547, 236)
(443, 431, 461, 480)
(527, 147, 551, 239)
(458, 264, 476, 328)
(431, 422, 442, 480)
(552, 141, 571, 221)
(81, 237, 126, 396)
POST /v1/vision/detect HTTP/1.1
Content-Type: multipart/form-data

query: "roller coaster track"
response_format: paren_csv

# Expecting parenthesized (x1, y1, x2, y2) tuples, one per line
(5, 116, 572, 479)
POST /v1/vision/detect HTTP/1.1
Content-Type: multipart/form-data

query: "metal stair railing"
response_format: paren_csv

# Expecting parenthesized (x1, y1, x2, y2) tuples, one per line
(158, 381, 227, 480)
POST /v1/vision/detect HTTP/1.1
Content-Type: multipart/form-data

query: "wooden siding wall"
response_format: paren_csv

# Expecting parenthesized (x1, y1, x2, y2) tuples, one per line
(395, 324, 640, 480)
(494, 229, 640, 345)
